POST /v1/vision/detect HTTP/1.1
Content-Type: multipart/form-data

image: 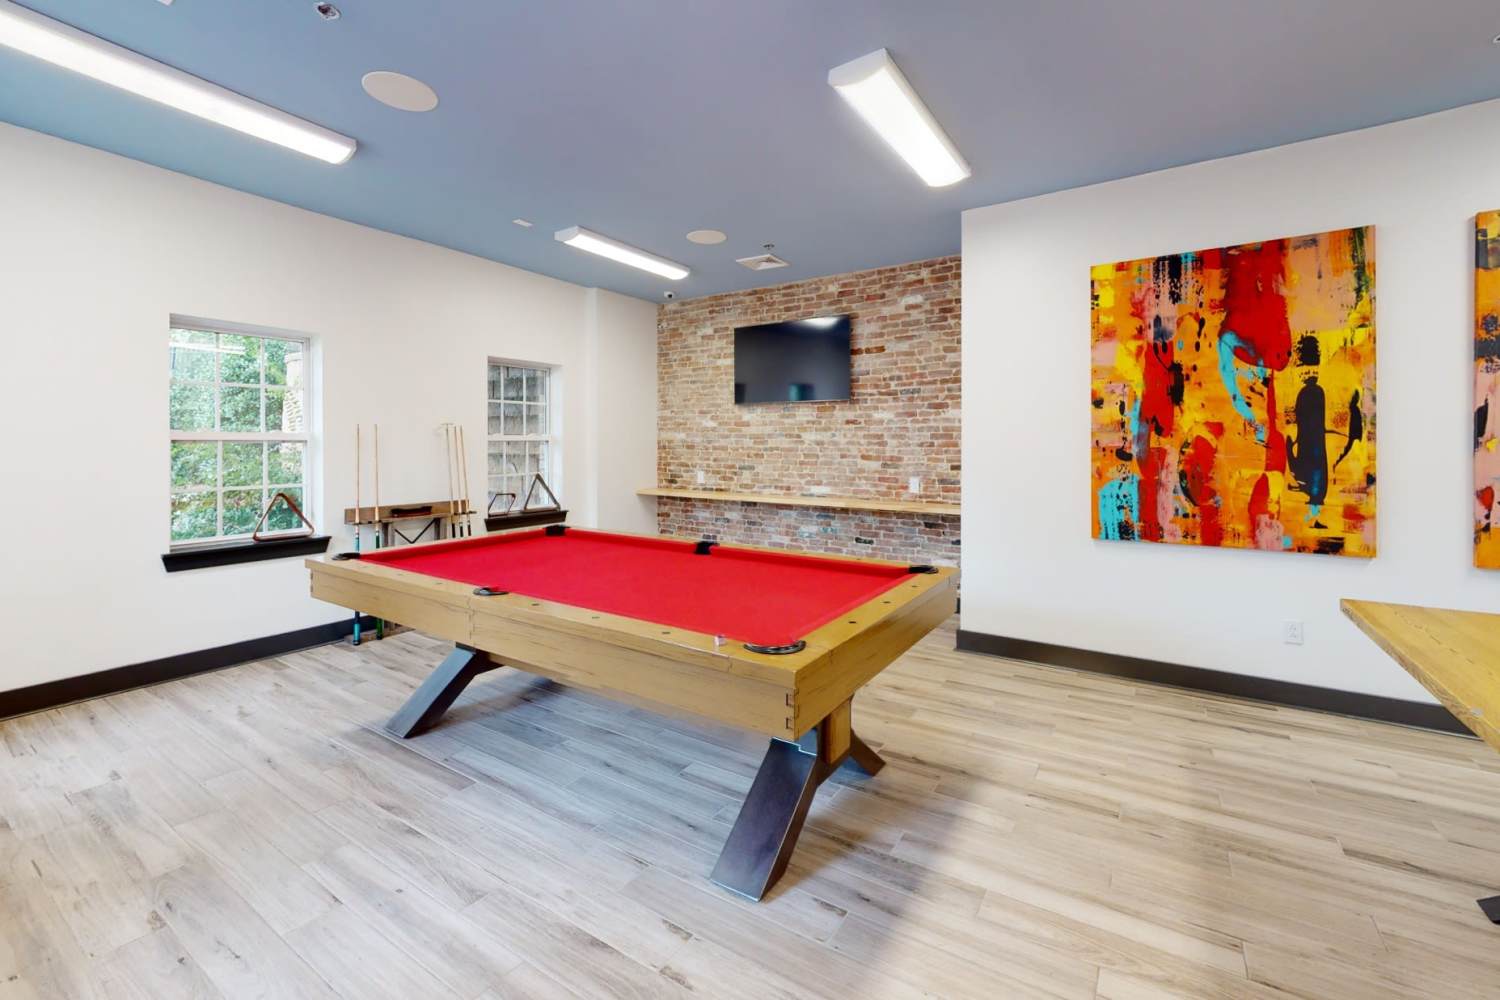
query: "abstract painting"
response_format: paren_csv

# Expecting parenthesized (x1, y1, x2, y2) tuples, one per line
(1091, 226, 1376, 557)
(1476, 211, 1500, 567)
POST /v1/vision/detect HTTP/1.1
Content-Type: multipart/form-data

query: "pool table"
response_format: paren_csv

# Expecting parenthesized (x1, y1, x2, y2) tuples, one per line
(306, 525, 957, 899)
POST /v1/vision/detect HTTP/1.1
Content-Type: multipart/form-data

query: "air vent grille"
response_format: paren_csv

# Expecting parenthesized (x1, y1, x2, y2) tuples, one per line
(736, 252, 789, 271)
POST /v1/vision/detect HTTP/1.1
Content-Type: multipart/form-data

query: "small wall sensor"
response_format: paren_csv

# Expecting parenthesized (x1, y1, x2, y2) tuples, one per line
(315, 3, 341, 21)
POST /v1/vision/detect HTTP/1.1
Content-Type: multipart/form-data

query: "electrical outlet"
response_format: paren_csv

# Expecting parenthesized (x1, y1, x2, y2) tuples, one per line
(695, 470, 705, 485)
(1282, 620, 1304, 645)
(908, 476, 922, 494)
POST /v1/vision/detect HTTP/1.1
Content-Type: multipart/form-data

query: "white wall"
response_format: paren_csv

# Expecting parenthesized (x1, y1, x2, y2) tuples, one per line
(0, 122, 657, 693)
(962, 98, 1500, 704)
(580, 288, 660, 533)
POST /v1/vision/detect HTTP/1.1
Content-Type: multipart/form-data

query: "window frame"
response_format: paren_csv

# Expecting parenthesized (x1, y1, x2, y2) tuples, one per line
(168, 320, 314, 549)
(486, 360, 557, 514)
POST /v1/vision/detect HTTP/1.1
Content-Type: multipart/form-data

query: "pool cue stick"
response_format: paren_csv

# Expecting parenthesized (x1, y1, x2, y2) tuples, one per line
(443, 423, 456, 537)
(453, 424, 466, 536)
(458, 424, 474, 536)
(373, 423, 382, 546)
(451, 424, 465, 536)
(453, 424, 464, 535)
(373, 423, 380, 516)
(352, 419, 361, 641)
(373, 423, 384, 639)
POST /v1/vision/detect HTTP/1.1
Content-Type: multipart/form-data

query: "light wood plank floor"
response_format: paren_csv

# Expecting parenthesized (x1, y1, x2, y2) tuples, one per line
(3, 618, 1499, 999)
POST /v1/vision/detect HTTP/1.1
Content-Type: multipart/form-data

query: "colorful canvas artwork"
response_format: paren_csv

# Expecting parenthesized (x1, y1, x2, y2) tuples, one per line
(1090, 226, 1376, 557)
(1476, 211, 1500, 568)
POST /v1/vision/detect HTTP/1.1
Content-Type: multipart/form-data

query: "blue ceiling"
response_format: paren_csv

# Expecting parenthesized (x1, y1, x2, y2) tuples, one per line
(5, 1, 1500, 302)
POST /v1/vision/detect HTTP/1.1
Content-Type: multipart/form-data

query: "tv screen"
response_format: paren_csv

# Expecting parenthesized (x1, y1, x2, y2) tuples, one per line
(733, 315, 852, 404)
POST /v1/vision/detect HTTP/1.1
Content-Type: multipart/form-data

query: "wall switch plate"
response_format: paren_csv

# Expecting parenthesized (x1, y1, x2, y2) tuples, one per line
(695, 470, 705, 485)
(908, 476, 921, 493)
(1282, 620, 1304, 645)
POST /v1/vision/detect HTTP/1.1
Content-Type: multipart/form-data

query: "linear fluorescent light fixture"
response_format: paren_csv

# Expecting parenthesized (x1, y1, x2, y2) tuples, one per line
(0, 0, 356, 164)
(827, 48, 969, 187)
(554, 226, 689, 281)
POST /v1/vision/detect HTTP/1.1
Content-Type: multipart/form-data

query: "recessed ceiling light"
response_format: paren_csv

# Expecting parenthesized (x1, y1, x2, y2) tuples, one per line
(361, 71, 438, 113)
(686, 229, 726, 245)
(0, 0, 356, 163)
(828, 48, 970, 187)
(554, 226, 689, 280)
(512, 218, 534, 228)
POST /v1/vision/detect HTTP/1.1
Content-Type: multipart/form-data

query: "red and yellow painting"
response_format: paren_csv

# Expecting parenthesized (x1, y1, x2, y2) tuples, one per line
(1475, 211, 1500, 567)
(1091, 227, 1376, 557)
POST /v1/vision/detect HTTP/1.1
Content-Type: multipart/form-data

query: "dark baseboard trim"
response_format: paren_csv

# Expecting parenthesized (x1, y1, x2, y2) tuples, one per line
(0, 615, 377, 722)
(956, 629, 1469, 736)
(161, 534, 331, 573)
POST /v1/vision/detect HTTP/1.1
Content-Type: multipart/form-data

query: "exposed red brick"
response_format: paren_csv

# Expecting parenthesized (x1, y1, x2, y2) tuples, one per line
(656, 256, 960, 566)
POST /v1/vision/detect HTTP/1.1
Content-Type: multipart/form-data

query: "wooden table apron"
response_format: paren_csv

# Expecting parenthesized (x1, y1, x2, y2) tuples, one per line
(307, 541, 956, 900)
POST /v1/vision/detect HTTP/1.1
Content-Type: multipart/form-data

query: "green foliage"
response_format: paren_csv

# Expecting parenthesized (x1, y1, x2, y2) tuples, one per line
(170, 441, 216, 488)
(266, 488, 305, 532)
(223, 489, 260, 535)
(263, 338, 289, 385)
(266, 390, 283, 432)
(220, 386, 260, 432)
(168, 330, 215, 381)
(268, 442, 303, 485)
(170, 383, 213, 431)
(222, 442, 263, 486)
(171, 491, 216, 541)
(219, 335, 261, 384)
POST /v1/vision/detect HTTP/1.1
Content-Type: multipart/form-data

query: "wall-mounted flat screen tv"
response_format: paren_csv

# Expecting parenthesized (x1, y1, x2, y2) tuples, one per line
(733, 315, 852, 404)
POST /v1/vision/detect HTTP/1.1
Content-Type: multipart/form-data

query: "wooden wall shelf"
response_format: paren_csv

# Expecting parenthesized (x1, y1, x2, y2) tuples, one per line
(638, 487, 960, 517)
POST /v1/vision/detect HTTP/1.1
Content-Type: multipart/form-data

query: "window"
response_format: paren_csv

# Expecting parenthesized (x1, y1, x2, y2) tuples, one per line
(169, 325, 310, 545)
(487, 362, 553, 513)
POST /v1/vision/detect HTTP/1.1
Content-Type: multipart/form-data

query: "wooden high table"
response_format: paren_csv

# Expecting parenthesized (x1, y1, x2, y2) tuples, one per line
(1341, 599, 1500, 924)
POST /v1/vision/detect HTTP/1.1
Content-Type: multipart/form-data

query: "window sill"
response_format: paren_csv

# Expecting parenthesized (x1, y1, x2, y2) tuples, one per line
(161, 534, 331, 573)
(484, 508, 568, 532)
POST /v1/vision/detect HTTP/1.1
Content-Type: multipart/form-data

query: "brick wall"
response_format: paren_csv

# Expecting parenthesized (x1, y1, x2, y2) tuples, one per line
(656, 255, 960, 566)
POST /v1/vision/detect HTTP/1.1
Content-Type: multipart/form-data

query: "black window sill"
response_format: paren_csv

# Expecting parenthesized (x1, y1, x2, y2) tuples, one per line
(484, 509, 568, 532)
(161, 535, 331, 573)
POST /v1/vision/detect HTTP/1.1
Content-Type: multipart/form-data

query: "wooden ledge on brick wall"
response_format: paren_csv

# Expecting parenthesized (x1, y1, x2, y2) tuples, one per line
(638, 487, 960, 517)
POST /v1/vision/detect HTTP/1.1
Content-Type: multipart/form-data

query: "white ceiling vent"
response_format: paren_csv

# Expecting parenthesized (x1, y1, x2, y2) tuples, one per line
(736, 244, 789, 271)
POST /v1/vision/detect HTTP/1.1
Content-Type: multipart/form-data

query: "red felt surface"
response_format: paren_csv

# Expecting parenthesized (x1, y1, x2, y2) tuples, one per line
(358, 528, 915, 647)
